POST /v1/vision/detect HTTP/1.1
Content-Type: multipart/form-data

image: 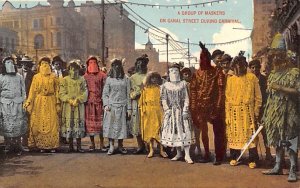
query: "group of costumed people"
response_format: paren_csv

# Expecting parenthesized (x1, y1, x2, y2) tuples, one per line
(0, 33, 298, 182)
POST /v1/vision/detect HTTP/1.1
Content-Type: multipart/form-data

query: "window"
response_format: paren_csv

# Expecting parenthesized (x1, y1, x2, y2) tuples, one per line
(34, 34, 44, 49)
(14, 21, 19, 29)
(39, 18, 44, 28)
(32, 18, 44, 29)
(33, 19, 39, 29)
(51, 32, 53, 47)
(57, 32, 61, 47)
(2, 21, 13, 28)
(5, 37, 9, 48)
(11, 38, 15, 50)
(0, 37, 3, 48)
(0, 37, 3, 47)
(56, 17, 61, 25)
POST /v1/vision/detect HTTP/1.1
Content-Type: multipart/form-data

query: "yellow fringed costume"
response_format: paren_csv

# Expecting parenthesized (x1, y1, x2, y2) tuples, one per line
(27, 73, 60, 149)
(139, 86, 162, 143)
(225, 73, 262, 149)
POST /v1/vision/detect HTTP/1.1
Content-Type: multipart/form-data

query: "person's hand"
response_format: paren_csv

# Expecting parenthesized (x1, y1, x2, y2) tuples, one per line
(68, 99, 74, 105)
(269, 83, 281, 91)
(199, 41, 206, 50)
(182, 112, 189, 120)
(72, 99, 79, 107)
(127, 110, 132, 120)
(104, 105, 111, 111)
(23, 101, 32, 114)
(56, 104, 61, 113)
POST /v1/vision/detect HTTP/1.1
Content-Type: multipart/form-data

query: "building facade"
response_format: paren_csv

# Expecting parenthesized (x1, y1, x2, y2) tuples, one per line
(0, 0, 160, 71)
(274, 0, 300, 67)
(252, 0, 277, 56)
(0, 0, 86, 62)
(0, 27, 18, 55)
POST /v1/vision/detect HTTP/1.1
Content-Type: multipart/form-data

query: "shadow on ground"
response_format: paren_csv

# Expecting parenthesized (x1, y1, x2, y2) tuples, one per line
(0, 145, 44, 177)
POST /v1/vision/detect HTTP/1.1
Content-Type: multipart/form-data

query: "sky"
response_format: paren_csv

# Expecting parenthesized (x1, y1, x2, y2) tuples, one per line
(1, 0, 254, 67)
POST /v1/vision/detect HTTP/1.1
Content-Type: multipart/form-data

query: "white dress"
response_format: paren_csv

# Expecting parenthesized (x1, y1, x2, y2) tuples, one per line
(102, 77, 131, 139)
(160, 81, 195, 147)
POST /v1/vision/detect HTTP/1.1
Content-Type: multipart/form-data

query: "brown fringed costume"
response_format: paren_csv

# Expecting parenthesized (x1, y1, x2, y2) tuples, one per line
(189, 44, 226, 163)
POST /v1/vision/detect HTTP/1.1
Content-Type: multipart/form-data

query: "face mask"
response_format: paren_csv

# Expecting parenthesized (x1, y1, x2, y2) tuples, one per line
(87, 60, 99, 73)
(69, 68, 79, 79)
(234, 64, 247, 76)
(39, 62, 51, 76)
(136, 61, 148, 74)
(5, 60, 16, 74)
(169, 67, 180, 82)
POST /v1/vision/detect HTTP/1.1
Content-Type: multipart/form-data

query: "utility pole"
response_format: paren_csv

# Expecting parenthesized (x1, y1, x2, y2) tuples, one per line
(101, 0, 105, 66)
(166, 34, 169, 64)
(187, 38, 191, 67)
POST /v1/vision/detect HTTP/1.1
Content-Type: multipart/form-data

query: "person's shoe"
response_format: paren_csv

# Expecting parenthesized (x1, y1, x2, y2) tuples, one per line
(160, 151, 168, 158)
(50, 149, 56, 153)
(248, 162, 257, 169)
(99, 147, 108, 152)
(89, 145, 95, 152)
(185, 156, 194, 164)
(171, 155, 182, 161)
(230, 160, 238, 166)
(76, 148, 85, 153)
(107, 148, 114, 155)
(263, 169, 283, 175)
(17, 150, 22, 156)
(21, 146, 30, 152)
(133, 147, 145, 154)
(116, 147, 127, 154)
(287, 166, 297, 182)
(213, 160, 222, 166)
(147, 151, 154, 158)
(198, 157, 211, 163)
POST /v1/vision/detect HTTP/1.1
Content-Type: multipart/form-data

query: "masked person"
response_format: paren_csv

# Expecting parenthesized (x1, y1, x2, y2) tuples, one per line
(130, 54, 149, 154)
(225, 55, 262, 169)
(248, 59, 272, 161)
(139, 72, 168, 158)
(262, 33, 300, 182)
(161, 64, 195, 164)
(0, 57, 27, 155)
(190, 43, 226, 165)
(102, 59, 131, 155)
(84, 56, 107, 152)
(23, 57, 60, 153)
(59, 60, 87, 153)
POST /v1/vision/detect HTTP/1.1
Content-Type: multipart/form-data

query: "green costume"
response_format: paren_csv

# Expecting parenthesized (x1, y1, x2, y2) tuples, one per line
(59, 76, 88, 139)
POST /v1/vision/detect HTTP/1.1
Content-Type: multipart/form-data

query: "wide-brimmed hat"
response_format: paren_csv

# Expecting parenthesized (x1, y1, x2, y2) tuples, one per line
(20, 56, 33, 62)
(211, 49, 224, 59)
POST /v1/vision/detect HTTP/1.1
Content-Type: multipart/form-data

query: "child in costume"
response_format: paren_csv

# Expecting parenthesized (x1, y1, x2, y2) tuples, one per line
(139, 72, 168, 158)
(59, 60, 87, 152)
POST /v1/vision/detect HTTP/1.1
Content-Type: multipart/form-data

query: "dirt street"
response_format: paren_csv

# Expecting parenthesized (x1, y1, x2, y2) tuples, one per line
(0, 139, 299, 188)
(0, 125, 299, 188)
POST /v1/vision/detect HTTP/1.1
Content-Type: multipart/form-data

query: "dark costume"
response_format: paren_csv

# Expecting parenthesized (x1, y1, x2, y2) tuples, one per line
(189, 44, 226, 163)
